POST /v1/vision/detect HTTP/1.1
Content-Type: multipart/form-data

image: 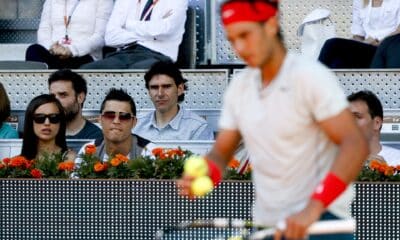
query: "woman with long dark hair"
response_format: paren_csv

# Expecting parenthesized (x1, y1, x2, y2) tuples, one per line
(21, 94, 75, 160)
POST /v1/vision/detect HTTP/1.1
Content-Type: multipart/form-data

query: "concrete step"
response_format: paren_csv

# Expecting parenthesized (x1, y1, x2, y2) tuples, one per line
(0, 43, 29, 60)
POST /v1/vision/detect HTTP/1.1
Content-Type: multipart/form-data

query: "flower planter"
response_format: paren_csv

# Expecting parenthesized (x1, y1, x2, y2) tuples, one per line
(0, 179, 253, 240)
(1, 179, 398, 239)
(352, 182, 400, 240)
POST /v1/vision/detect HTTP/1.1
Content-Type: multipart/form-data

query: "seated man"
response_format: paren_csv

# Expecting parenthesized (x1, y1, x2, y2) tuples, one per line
(80, 0, 187, 69)
(134, 61, 214, 140)
(348, 90, 400, 165)
(77, 88, 153, 163)
(48, 69, 102, 139)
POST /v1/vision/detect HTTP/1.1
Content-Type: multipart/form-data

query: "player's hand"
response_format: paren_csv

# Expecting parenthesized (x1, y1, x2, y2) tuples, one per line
(176, 174, 196, 199)
(57, 46, 73, 59)
(49, 42, 62, 55)
(364, 37, 380, 46)
(274, 200, 324, 239)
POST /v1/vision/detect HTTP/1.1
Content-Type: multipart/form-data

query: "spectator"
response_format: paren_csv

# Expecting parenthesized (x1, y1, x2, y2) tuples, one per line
(25, 0, 113, 69)
(348, 90, 400, 165)
(77, 88, 154, 163)
(134, 61, 214, 140)
(21, 94, 75, 160)
(0, 83, 18, 138)
(178, 1, 368, 239)
(370, 33, 400, 68)
(80, 0, 187, 69)
(318, 0, 400, 68)
(48, 69, 102, 139)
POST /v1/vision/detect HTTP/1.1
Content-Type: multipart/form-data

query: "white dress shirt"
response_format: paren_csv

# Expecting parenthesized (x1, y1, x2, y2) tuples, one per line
(351, 0, 400, 41)
(105, 0, 188, 61)
(38, 0, 113, 60)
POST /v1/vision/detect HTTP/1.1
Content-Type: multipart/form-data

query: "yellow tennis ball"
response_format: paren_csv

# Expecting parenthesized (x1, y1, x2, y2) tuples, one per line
(191, 176, 213, 197)
(184, 155, 208, 177)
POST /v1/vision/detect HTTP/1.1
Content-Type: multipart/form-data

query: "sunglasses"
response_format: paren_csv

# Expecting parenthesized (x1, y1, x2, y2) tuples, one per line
(101, 111, 134, 121)
(33, 113, 61, 124)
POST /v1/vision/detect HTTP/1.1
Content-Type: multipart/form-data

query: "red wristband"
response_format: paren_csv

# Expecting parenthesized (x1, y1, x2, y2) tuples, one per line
(206, 159, 222, 187)
(311, 172, 347, 208)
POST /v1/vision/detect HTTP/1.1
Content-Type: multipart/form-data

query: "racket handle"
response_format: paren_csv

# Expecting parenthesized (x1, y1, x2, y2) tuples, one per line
(278, 219, 355, 234)
(307, 219, 355, 235)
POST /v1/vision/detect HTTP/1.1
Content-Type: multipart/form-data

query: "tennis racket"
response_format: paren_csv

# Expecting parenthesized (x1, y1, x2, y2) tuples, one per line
(155, 218, 254, 240)
(249, 219, 355, 240)
(155, 218, 355, 240)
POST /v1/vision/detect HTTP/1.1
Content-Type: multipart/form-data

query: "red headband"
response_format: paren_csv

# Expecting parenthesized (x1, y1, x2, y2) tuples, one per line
(221, 1, 278, 26)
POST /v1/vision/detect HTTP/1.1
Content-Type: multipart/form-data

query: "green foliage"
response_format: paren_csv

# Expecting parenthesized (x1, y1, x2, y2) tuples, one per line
(224, 168, 252, 180)
(34, 152, 68, 178)
(357, 165, 400, 182)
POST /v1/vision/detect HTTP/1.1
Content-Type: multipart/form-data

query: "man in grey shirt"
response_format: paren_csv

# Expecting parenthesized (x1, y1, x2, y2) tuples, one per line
(134, 61, 214, 140)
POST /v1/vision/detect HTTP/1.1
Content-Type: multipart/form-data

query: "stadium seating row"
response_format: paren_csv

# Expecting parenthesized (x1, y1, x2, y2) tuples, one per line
(0, 0, 353, 66)
(3, 69, 400, 108)
(2, 69, 400, 141)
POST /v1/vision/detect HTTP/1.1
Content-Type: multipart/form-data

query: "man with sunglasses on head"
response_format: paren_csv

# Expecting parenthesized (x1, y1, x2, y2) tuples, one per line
(178, 1, 368, 239)
(133, 60, 214, 141)
(48, 69, 102, 139)
(77, 88, 153, 164)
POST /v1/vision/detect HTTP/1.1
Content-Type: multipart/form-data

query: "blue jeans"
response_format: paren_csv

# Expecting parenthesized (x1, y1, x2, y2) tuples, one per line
(262, 212, 355, 240)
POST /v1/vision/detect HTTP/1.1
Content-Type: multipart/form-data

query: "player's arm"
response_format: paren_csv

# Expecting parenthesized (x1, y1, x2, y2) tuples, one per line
(206, 129, 242, 171)
(281, 108, 369, 239)
(319, 108, 368, 184)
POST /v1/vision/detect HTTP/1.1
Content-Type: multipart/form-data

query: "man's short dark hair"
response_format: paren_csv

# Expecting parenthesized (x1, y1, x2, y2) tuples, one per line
(347, 90, 383, 119)
(48, 69, 87, 96)
(100, 88, 136, 116)
(144, 61, 188, 102)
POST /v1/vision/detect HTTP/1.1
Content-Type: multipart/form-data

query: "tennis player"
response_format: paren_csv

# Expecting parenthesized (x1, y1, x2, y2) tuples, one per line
(178, 0, 368, 239)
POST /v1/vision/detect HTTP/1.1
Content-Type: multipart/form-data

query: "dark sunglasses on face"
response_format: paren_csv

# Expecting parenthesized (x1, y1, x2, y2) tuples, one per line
(33, 113, 61, 124)
(101, 111, 134, 121)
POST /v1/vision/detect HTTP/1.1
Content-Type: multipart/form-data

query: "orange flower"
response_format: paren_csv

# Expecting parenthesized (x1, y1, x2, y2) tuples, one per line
(30, 169, 43, 178)
(115, 154, 129, 163)
(228, 158, 240, 169)
(94, 162, 107, 172)
(369, 159, 386, 171)
(152, 147, 164, 157)
(85, 144, 96, 155)
(2, 157, 10, 165)
(158, 153, 168, 160)
(58, 161, 75, 171)
(110, 157, 122, 167)
(167, 149, 184, 158)
(384, 166, 395, 176)
(0, 163, 5, 169)
(24, 160, 33, 169)
(9, 156, 28, 168)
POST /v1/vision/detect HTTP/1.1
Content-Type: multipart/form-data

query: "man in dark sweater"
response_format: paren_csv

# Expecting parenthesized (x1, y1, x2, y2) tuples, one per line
(48, 69, 102, 139)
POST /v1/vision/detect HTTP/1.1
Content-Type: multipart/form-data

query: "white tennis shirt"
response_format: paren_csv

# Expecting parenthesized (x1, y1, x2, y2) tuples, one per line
(219, 53, 352, 226)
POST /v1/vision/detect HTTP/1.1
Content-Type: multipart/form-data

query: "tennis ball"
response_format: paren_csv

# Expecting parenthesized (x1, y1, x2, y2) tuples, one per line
(184, 155, 208, 177)
(191, 176, 213, 197)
